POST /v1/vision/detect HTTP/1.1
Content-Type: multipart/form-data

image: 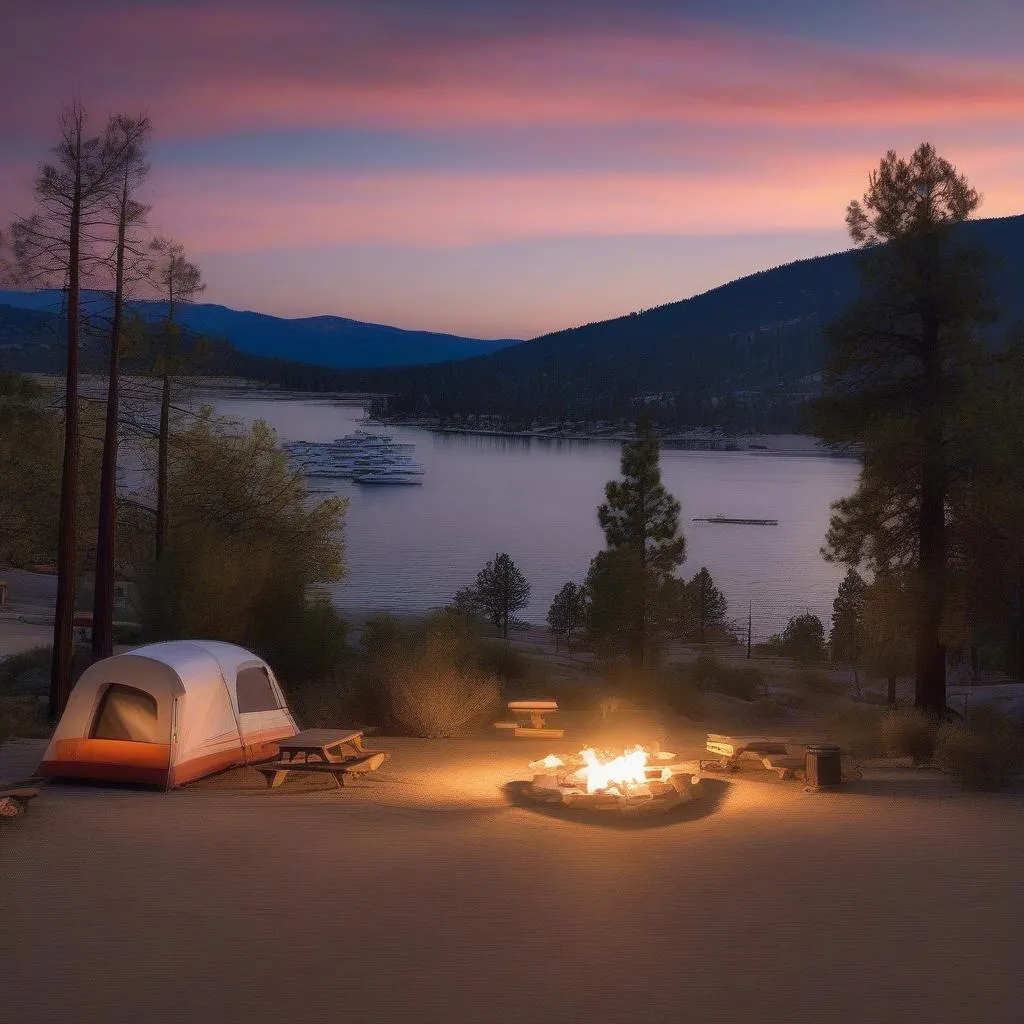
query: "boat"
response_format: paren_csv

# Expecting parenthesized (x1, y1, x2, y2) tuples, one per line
(354, 470, 424, 485)
(692, 516, 779, 526)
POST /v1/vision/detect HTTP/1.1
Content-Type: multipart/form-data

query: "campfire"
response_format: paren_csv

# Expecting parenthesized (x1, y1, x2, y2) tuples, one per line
(526, 745, 701, 815)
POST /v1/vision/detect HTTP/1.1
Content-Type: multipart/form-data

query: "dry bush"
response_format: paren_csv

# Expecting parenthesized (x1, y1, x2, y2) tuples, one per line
(382, 636, 501, 738)
(879, 707, 937, 763)
(935, 708, 1024, 791)
(824, 704, 884, 757)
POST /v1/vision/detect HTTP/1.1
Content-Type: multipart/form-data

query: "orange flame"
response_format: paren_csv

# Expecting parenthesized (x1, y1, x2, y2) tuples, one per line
(576, 746, 650, 795)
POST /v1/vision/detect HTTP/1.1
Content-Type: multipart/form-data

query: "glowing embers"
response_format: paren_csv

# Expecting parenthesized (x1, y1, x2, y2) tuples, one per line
(527, 746, 701, 815)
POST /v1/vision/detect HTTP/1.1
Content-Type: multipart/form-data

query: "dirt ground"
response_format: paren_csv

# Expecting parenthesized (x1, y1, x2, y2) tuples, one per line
(3, 723, 1024, 1024)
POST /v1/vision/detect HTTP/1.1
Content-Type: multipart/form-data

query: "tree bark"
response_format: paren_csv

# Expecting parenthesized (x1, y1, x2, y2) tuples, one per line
(914, 310, 947, 718)
(49, 140, 82, 718)
(155, 371, 170, 560)
(887, 676, 897, 706)
(92, 174, 129, 658)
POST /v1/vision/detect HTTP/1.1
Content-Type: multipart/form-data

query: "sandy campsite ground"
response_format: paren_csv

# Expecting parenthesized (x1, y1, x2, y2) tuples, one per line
(3, 723, 1024, 1024)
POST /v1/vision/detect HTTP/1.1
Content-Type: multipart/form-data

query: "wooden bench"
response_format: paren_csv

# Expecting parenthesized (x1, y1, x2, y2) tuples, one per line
(0, 787, 40, 817)
(256, 751, 388, 789)
(494, 700, 563, 739)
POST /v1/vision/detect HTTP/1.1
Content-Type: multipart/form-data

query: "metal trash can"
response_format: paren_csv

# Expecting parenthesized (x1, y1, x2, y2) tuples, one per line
(804, 744, 842, 789)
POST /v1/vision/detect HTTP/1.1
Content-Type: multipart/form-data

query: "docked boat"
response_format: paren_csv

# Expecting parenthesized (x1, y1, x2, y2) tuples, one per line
(354, 470, 424, 485)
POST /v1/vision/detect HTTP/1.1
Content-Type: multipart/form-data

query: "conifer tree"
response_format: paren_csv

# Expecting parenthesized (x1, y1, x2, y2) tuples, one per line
(588, 420, 685, 666)
(813, 143, 992, 717)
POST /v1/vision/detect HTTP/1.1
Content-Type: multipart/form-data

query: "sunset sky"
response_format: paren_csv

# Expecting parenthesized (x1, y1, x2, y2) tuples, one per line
(2, 0, 1023, 339)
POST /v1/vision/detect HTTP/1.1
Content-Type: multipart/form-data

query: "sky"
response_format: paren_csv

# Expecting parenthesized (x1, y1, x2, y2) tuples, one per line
(1, 0, 1023, 339)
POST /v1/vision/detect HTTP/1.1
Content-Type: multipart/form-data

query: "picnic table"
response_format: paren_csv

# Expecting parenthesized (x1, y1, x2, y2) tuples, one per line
(493, 700, 564, 739)
(256, 729, 387, 789)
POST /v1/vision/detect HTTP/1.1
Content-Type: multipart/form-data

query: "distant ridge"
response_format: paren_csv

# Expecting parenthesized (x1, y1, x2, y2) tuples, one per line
(328, 213, 1024, 431)
(0, 290, 520, 370)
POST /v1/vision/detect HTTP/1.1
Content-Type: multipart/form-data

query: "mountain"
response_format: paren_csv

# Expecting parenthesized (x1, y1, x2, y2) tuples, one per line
(0, 290, 520, 369)
(330, 214, 1024, 431)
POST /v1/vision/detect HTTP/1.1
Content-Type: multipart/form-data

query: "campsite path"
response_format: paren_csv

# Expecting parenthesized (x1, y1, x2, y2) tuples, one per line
(2, 736, 1023, 1024)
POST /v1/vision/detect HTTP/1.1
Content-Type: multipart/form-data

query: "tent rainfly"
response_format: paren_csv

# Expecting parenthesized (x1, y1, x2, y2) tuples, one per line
(40, 640, 298, 789)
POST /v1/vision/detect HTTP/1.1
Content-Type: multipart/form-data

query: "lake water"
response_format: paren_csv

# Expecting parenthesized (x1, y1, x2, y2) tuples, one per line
(201, 390, 860, 641)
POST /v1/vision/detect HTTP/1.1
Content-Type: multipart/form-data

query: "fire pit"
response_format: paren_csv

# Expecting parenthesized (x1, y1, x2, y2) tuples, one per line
(525, 745, 702, 816)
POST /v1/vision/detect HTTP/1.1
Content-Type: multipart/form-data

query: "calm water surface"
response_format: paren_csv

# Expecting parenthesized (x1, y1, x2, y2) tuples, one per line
(202, 391, 860, 640)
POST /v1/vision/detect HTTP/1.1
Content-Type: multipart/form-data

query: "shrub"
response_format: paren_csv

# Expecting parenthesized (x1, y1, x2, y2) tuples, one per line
(793, 668, 844, 696)
(249, 590, 350, 687)
(824, 704, 884, 757)
(0, 646, 52, 696)
(476, 641, 529, 683)
(382, 640, 501, 738)
(935, 708, 1024, 791)
(879, 707, 937, 763)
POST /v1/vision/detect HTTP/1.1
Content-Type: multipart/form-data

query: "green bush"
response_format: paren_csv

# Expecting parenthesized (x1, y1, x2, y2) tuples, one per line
(935, 708, 1024, 791)
(880, 707, 937, 762)
(248, 590, 350, 687)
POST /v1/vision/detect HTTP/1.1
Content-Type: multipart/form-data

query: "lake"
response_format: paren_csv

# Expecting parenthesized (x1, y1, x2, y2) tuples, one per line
(201, 390, 860, 642)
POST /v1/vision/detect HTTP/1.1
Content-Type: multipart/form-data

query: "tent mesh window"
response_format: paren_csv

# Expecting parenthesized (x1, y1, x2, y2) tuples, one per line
(90, 684, 162, 743)
(236, 666, 281, 713)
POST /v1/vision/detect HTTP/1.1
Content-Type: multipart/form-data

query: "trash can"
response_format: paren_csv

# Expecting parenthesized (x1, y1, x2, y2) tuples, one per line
(804, 744, 842, 789)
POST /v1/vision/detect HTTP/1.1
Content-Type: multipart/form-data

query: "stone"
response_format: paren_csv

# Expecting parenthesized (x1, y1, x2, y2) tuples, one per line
(0, 797, 24, 818)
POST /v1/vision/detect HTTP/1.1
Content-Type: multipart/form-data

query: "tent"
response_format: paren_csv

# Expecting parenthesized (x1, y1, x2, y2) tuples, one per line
(40, 640, 298, 789)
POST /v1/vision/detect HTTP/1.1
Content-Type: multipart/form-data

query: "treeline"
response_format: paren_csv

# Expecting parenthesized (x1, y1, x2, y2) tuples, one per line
(0, 103, 348, 715)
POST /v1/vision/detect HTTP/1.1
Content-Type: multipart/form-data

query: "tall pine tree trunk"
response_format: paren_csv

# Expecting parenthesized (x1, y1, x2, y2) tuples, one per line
(92, 177, 128, 658)
(50, 155, 82, 718)
(915, 318, 947, 718)
(155, 371, 170, 560)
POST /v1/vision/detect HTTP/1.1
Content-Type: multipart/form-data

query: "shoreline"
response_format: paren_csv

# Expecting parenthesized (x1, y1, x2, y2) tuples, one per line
(377, 420, 856, 457)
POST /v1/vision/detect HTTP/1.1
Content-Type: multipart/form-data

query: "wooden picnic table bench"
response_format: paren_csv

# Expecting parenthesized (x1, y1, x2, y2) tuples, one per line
(494, 700, 564, 739)
(701, 734, 826, 780)
(255, 729, 388, 789)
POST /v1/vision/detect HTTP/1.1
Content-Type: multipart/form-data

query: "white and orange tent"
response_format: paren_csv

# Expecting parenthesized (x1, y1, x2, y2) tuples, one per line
(40, 640, 297, 789)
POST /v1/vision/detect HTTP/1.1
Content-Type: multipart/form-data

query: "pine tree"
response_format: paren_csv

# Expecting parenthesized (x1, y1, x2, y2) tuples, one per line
(813, 143, 993, 718)
(546, 581, 588, 655)
(473, 553, 530, 640)
(689, 567, 727, 642)
(829, 568, 867, 686)
(589, 420, 685, 666)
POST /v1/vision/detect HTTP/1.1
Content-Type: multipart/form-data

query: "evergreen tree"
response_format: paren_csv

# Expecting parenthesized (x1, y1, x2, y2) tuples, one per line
(781, 613, 825, 665)
(862, 572, 916, 705)
(812, 143, 993, 717)
(589, 420, 685, 666)
(471, 553, 530, 640)
(546, 581, 588, 655)
(829, 568, 867, 686)
(689, 567, 728, 642)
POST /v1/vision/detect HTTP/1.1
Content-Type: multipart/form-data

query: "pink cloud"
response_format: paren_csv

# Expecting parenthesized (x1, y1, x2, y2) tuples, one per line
(1, 4, 1023, 140)
(144, 145, 1024, 252)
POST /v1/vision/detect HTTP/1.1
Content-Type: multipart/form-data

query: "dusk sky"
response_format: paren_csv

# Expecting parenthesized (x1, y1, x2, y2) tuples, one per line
(3, 0, 1023, 338)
